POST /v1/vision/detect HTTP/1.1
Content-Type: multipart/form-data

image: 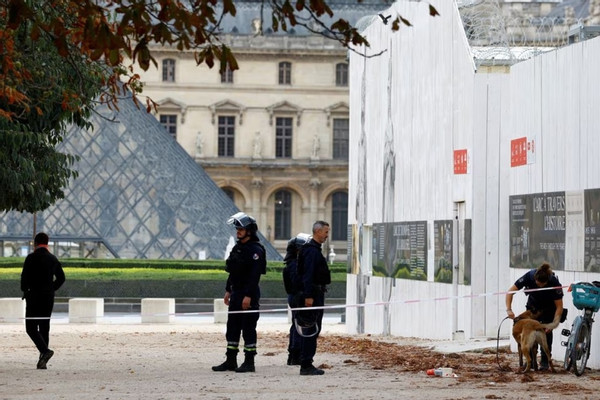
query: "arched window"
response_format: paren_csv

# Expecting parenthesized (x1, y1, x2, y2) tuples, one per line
(158, 199, 176, 239)
(274, 190, 292, 239)
(162, 59, 176, 82)
(331, 191, 348, 241)
(222, 188, 234, 201)
(98, 185, 118, 237)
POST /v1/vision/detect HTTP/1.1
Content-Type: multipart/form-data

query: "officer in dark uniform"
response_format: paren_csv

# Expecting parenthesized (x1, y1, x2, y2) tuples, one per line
(296, 221, 331, 376)
(212, 212, 266, 373)
(21, 232, 66, 369)
(282, 233, 311, 366)
(505, 262, 564, 370)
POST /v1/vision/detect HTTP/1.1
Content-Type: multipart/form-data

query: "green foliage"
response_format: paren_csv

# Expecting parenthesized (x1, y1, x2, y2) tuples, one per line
(0, 7, 105, 213)
(434, 258, 453, 283)
(0, 0, 440, 213)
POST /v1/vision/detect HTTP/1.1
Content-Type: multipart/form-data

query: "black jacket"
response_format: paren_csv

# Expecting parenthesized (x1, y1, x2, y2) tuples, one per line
(21, 247, 65, 295)
(297, 239, 331, 298)
(515, 269, 563, 322)
(225, 239, 266, 301)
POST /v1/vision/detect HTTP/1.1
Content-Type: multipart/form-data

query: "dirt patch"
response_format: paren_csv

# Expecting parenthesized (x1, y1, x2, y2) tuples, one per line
(1, 323, 598, 400)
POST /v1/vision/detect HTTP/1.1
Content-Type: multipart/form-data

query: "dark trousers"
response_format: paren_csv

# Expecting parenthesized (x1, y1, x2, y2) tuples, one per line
(300, 292, 325, 366)
(540, 331, 553, 363)
(528, 305, 554, 364)
(287, 294, 301, 353)
(25, 293, 54, 354)
(226, 294, 260, 352)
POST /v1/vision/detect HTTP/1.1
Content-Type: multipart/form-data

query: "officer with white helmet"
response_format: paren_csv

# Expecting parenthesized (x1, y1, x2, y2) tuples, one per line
(212, 212, 266, 373)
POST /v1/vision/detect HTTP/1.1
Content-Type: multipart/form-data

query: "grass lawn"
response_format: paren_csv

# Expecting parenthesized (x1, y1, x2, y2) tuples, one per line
(0, 267, 347, 282)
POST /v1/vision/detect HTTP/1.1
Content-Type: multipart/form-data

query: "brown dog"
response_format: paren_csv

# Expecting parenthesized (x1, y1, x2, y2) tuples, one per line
(512, 310, 559, 373)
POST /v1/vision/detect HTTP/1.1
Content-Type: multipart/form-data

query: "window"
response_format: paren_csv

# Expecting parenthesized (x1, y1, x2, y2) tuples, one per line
(222, 188, 234, 201)
(275, 117, 293, 158)
(274, 190, 291, 239)
(221, 66, 234, 83)
(332, 118, 349, 160)
(279, 61, 291, 85)
(331, 192, 348, 241)
(158, 200, 176, 239)
(159, 115, 177, 139)
(98, 185, 117, 237)
(336, 63, 348, 86)
(162, 59, 176, 82)
(218, 116, 235, 157)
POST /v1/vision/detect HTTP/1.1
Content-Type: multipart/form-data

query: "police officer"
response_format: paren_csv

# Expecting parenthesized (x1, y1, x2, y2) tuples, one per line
(505, 262, 564, 370)
(282, 233, 311, 366)
(212, 212, 266, 373)
(296, 221, 331, 376)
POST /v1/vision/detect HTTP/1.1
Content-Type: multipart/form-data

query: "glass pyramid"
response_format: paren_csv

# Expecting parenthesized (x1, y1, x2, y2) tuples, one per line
(0, 93, 281, 260)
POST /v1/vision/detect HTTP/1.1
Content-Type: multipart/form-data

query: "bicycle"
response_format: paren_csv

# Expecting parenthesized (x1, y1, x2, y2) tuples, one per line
(561, 281, 600, 376)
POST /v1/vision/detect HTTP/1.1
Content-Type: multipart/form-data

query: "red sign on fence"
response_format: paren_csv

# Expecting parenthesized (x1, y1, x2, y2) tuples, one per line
(454, 149, 468, 174)
(511, 137, 527, 167)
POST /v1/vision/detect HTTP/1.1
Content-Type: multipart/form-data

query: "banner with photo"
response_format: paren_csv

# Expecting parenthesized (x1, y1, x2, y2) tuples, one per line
(464, 219, 472, 285)
(584, 189, 600, 272)
(509, 191, 566, 270)
(372, 221, 427, 280)
(434, 220, 453, 283)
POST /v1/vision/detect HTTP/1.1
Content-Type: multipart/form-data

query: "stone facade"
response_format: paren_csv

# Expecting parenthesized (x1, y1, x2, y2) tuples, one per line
(135, 34, 352, 258)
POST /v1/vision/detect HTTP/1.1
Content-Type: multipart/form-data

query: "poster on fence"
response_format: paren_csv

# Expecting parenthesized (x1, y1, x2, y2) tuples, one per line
(509, 191, 566, 270)
(372, 221, 427, 280)
(584, 189, 600, 272)
(434, 220, 453, 283)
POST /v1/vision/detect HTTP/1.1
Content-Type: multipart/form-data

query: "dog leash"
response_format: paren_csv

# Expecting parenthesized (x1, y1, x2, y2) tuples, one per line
(497, 316, 511, 371)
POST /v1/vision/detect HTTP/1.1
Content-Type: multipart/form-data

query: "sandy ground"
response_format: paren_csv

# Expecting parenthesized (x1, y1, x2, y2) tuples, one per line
(1, 315, 599, 400)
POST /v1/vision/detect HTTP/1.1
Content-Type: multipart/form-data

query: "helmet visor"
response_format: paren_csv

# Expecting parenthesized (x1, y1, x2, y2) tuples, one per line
(227, 212, 255, 228)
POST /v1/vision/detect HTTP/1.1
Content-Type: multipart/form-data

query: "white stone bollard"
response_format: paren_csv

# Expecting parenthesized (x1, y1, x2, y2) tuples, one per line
(213, 298, 228, 323)
(69, 298, 104, 323)
(0, 298, 25, 323)
(141, 298, 175, 323)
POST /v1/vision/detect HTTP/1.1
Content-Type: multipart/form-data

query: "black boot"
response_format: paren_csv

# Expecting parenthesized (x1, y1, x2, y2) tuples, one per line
(212, 349, 238, 371)
(300, 361, 324, 376)
(235, 352, 255, 373)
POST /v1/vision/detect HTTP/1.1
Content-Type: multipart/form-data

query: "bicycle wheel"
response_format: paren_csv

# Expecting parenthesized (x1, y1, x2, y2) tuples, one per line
(564, 317, 582, 371)
(564, 336, 574, 371)
(572, 320, 591, 376)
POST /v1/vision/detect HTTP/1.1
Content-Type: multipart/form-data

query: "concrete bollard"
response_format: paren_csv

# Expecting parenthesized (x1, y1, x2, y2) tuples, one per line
(213, 298, 228, 323)
(141, 298, 175, 323)
(0, 298, 25, 323)
(69, 298, 104, 323)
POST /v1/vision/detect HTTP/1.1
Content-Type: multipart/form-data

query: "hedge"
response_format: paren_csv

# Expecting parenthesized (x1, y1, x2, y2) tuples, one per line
(0, 280, 346, 299)
(0, 257, 348, 274)
(0, 258, 348, 299)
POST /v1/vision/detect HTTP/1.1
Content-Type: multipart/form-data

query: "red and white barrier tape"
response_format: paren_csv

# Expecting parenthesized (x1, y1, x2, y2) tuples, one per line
(1, 285, 569, 321)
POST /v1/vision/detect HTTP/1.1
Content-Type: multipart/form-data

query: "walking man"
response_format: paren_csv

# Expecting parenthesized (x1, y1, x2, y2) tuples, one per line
(21, 232, 65, 369)
(296, 221, 331, 375)
(212, 212, 266, 373)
